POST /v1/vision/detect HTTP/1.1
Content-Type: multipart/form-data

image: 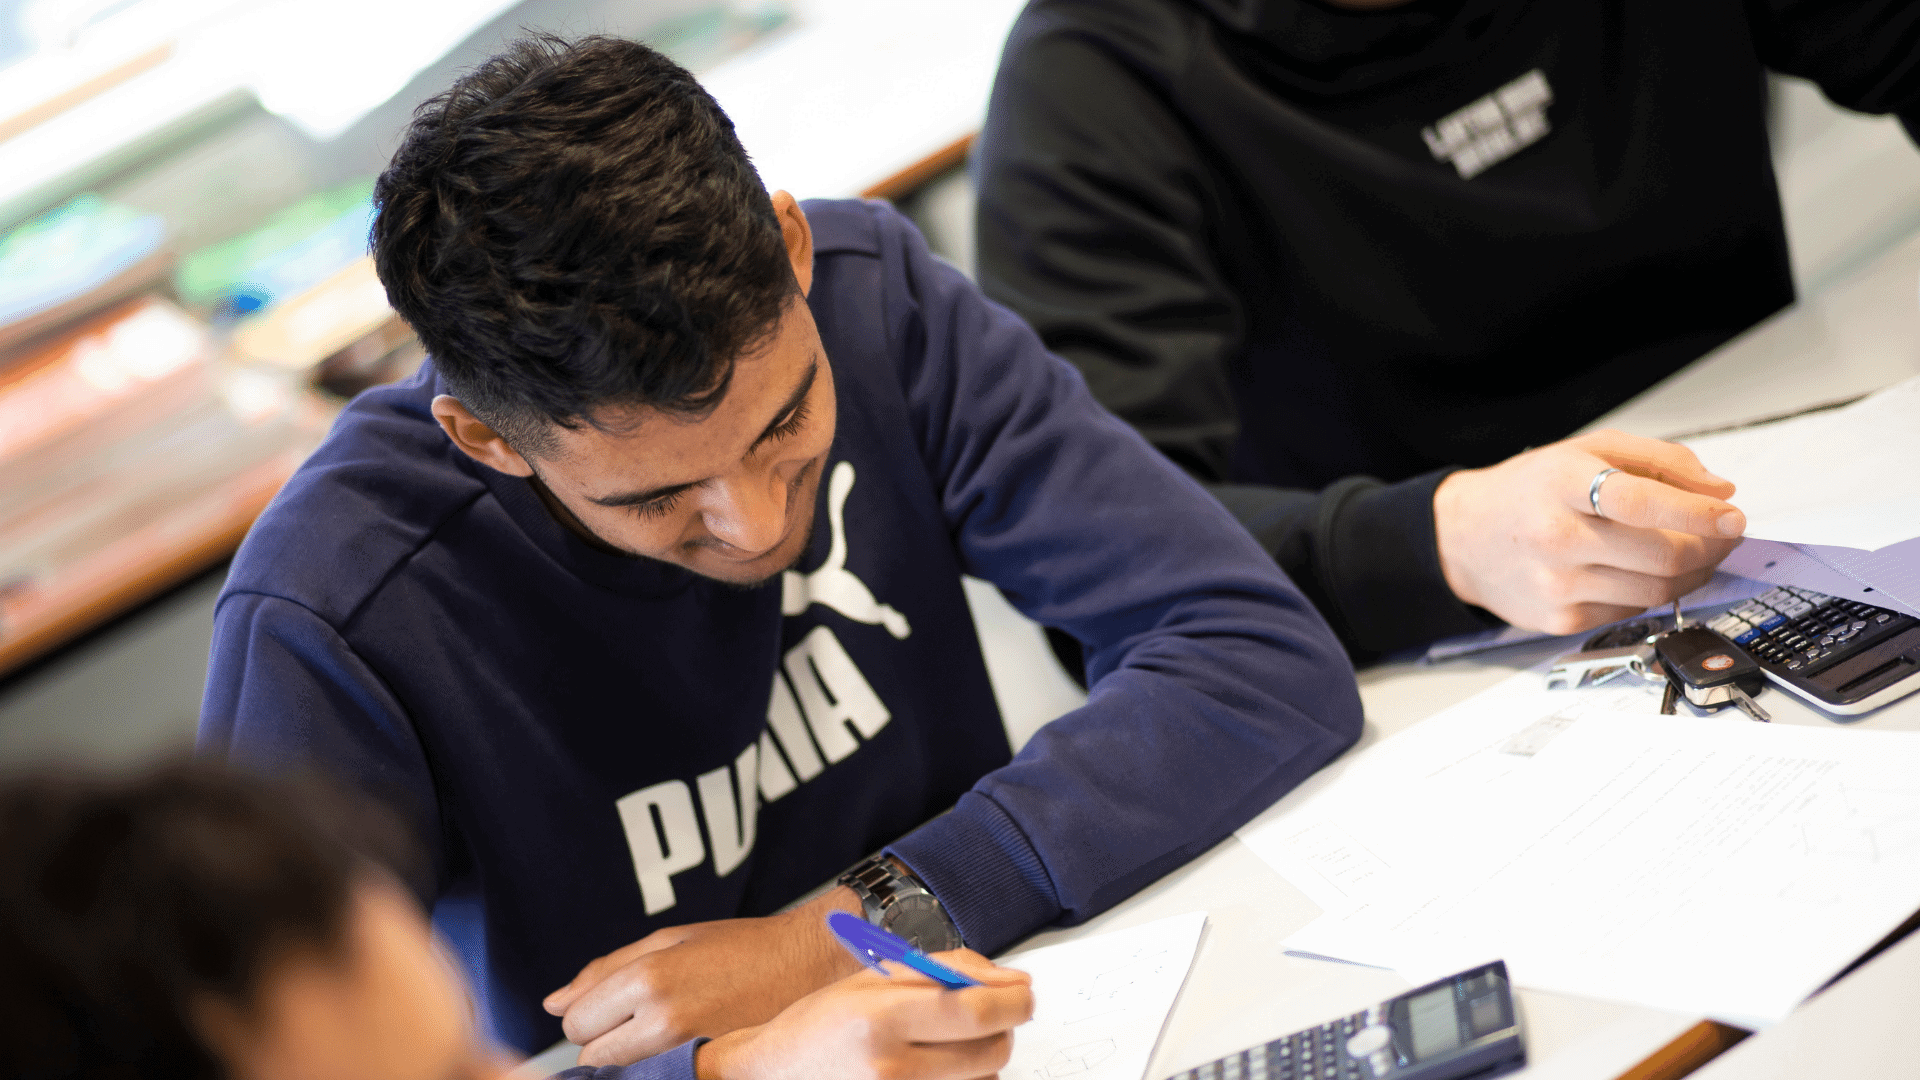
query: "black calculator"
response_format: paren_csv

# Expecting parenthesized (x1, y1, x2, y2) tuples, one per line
(1701, 586, 1920, 715)
(1582, 586, 1920, 716)
(1163, 962, 1523, 1080)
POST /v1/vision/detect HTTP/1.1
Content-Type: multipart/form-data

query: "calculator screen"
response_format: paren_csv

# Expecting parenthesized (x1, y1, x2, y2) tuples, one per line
(1405, 987, 1462, 1060)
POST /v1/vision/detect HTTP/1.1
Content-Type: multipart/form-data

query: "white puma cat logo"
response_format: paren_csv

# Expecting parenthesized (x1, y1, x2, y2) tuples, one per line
(782, 461, 911, 639)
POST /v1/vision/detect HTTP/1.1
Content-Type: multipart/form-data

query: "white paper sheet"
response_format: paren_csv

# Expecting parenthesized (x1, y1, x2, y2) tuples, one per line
(1280, 715, 1920, 1028)
(1717, 539, 1919, 617)
(1000, 912, 1208, 1080)
(1237, 677, 1667, 913)
(1684, 376, 1920, 554)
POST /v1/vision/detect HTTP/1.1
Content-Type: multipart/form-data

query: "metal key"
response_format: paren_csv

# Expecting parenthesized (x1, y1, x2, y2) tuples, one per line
(1654, 625, 1772, 722)
(1724, 683, 1772, 722)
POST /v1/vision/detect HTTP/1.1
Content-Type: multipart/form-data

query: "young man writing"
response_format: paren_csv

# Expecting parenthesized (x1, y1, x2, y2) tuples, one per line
(199, 33, 1363, 1071)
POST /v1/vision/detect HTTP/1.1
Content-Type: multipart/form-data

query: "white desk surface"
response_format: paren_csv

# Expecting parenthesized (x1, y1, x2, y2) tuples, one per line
(1014, 226, 1920, 1080)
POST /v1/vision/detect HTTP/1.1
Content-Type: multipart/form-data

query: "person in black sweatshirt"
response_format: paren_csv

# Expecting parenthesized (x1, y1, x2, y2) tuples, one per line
(975, 0, 1920, 659)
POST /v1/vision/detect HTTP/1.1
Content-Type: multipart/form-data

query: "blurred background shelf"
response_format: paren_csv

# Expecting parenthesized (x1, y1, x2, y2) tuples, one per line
(0, 0, 821, 683)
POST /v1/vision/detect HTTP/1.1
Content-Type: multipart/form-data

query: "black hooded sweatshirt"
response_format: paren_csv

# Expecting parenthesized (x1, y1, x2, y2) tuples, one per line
(975, 0, 1920, 658)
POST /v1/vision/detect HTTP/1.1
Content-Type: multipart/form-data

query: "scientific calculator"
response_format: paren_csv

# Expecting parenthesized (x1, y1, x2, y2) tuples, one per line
(1583, 586, 1920, 716)
(1163, 962, 1523, 1080)
(1702, 586, 1919, 715)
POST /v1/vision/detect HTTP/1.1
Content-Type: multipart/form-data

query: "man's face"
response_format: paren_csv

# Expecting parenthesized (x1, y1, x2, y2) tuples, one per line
(521, 298, 838, 587)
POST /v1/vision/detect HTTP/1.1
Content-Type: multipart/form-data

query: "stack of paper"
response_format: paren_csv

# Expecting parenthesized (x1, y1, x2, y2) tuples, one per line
(1239, 687, 1920, 1028)
(1686, 375, 1920, 617)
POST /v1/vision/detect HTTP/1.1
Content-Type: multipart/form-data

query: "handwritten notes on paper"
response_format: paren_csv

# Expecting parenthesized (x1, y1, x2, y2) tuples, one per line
(1002, 912, 1207, 1080)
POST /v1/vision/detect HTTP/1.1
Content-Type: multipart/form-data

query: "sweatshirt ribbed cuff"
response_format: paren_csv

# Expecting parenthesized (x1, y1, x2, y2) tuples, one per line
(886, 790, 1062, 956)
(1321, 469, 1501, 655)
(552, 1038, 705, 1080)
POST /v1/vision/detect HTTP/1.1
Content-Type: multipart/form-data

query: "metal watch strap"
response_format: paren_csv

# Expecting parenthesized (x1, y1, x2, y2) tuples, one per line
(838, 854, 962, 952)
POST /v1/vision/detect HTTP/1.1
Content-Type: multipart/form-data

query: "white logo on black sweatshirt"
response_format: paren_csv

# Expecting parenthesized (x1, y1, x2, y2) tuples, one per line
(1422, 69, 1554, 179)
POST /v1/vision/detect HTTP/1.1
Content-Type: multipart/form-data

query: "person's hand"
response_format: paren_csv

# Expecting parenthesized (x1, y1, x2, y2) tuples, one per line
(1433, 429, 1746, 636)
(545, 888, 867, 1066)
(695, 950, 1034, 1080)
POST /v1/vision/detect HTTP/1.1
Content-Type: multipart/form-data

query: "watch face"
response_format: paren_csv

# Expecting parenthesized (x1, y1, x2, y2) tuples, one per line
(881, 893, 960, 953)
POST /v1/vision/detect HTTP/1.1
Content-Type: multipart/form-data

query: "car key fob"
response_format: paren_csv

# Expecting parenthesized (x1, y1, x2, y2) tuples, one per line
(1653, 626, 1770, 721)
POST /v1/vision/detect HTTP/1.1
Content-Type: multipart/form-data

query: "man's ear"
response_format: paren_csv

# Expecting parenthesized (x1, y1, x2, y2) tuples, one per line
(431, 395, 534, 478)
(770, 190, 814, 297)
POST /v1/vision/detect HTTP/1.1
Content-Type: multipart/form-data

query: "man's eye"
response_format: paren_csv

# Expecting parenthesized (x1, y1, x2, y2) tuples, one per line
(631, 490, 686, 519)
(768, 400, 811, 442)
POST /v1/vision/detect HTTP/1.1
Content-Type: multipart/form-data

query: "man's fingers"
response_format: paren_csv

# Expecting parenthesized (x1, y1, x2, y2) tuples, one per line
(1580, 564, 1720, 612)
(896, 983, 1036, 1043)
(928, 949, 1032, 988)
(575, 1013, 680, 1070)
(1578, 429, 1736, 498)
(1545, 602, 1658, 636)
(1581, 522, 1738, 580)
(1594, 472, 1745, 537)
(560, 963, 667, 1048)
(897, 1032, 1016, 1080)
(546, 935, 677, 1014)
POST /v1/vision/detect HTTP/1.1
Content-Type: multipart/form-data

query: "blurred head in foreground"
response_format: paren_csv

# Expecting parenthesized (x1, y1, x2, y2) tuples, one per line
(0, 762, 498, 1080)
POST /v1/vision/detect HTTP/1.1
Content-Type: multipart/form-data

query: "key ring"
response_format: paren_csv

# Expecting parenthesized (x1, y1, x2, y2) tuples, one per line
(1588, 467, 1622, 518)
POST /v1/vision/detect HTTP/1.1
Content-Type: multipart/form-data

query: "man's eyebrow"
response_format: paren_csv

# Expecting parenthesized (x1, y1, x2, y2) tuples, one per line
(586, 357, 819, 510)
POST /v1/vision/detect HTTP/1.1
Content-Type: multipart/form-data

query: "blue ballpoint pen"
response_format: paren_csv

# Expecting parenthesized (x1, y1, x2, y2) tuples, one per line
(827, 910, 981, 989)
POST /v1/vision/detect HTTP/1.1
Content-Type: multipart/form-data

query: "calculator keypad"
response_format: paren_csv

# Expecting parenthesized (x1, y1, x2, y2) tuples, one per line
(1706, 586, 1914, 677)
(1170, 1011, 1382, 1080)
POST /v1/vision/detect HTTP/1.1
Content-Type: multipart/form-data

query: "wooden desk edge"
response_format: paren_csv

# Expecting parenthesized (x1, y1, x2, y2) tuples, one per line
(1612, 1020, 1750, 1080)
(0, 486, 274, 676)
(860, 134, 975, 202)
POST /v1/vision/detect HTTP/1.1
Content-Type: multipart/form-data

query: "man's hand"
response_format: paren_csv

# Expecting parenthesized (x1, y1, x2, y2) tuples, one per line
(545, 887, 867, 1066)
(1433, 429, 1746, 636)
(695, 950, 1034, 1080)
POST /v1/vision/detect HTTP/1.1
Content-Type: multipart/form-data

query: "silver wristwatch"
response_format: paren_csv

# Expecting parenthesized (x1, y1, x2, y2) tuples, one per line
(837, 853, 964, 953)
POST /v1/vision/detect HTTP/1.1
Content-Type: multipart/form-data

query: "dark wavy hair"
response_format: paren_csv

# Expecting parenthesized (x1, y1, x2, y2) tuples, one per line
(0, 762, 417, 1080)
(372, 33, 796, 454)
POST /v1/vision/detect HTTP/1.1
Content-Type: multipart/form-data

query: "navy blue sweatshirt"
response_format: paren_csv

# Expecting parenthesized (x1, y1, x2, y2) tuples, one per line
(199, 200, 1362, 1064)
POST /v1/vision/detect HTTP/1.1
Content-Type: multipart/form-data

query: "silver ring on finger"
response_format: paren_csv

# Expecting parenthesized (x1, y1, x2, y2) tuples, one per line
(1589, 467, 1622, 519)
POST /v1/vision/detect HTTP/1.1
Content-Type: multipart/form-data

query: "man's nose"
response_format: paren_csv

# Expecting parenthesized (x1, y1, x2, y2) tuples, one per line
(702, 471, 788, 556)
